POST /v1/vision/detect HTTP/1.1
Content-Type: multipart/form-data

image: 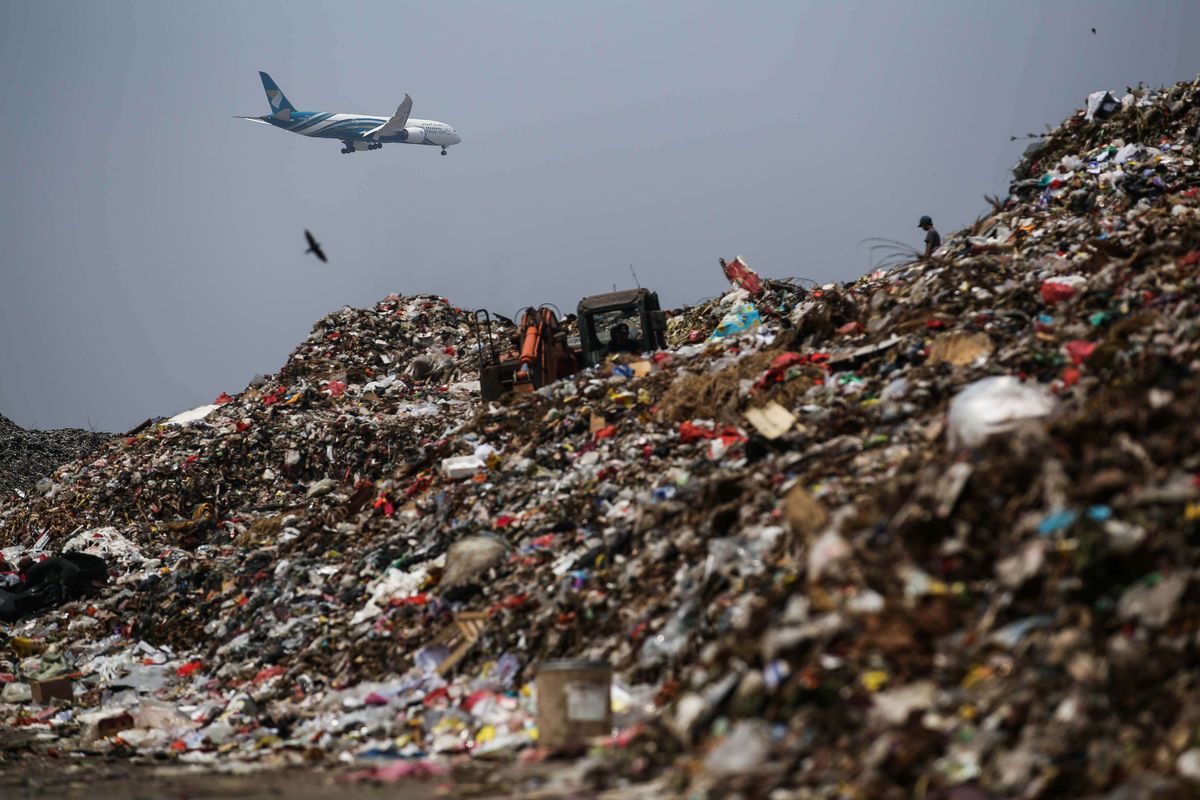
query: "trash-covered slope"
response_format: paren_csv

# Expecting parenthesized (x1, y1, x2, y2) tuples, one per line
(0, 413, 110, 499)
(4, 79, 1200, 797)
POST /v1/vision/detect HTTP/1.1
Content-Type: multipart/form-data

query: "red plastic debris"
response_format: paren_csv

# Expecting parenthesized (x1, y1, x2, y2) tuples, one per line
(1061, 367, 1082, 388)
(253, 666, 286, 684)
(1065, 340, 1097, 365)
(214, 392, 234, 405)
(753, 351, 819, 392)
(491, 593, 528, 612)
(679, 421, 719, 444)
(594, 424, 618, 440)
(404, 474, 433, 498)
(1179, 250, 1200, 267)
(771, 352, 809, 370)
(720, 256, 764, 296)
(463, 690, 498, 713)
(175, 660, 203, 678)
(262, 387, 287, 406)
(1040, 281, 1076, 305)
(718, 427, 748, 447)
(388, 593, 429, 607)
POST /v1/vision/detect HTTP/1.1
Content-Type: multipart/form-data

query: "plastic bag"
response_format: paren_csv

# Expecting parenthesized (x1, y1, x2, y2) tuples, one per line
(947, 376, 1057, 449)
(710, 303, 762, 340)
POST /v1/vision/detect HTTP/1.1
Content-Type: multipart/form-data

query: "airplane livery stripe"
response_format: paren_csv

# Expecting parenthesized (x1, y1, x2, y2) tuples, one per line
(290, 112, 334, 132)
(303, 115, 361, 136)
(314, 118, 381, 137)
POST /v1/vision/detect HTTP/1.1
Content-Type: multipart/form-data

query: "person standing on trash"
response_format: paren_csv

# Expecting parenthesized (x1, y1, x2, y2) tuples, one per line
(918, 215, 941, 259)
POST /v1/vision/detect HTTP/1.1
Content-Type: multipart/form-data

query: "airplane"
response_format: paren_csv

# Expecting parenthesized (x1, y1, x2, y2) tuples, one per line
(237, 72, 461, 156)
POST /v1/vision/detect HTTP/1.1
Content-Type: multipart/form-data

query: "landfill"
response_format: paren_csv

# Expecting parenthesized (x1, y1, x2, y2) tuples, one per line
(0, 413, 110, 499)
(4, 77, 1200, 798)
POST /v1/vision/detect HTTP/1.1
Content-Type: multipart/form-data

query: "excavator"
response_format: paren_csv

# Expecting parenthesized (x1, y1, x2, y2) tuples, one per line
(473, 288, 667, 401)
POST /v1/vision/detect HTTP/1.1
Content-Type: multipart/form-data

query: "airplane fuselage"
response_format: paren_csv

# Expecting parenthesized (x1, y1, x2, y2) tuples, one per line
(242, 73, 459, 155)
(262, 111, 460, 149)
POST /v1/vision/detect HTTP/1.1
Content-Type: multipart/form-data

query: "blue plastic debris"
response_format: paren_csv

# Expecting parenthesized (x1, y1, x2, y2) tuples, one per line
(1037, 509, 1079, 536)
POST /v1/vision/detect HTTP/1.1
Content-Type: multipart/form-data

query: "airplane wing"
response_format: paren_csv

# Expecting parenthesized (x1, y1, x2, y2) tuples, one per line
(361, 94, 412, 139)
(234, 115, 272, 125)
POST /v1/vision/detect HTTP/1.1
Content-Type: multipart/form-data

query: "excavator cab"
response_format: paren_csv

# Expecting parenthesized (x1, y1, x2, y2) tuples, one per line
(473, 288, 665, 401)
(576, 288, 667, 368)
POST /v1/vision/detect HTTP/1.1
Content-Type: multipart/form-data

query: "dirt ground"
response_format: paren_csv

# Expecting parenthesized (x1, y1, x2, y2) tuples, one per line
(0, 759, 602, 800)
(0, 730, 674, 800)
(3, 764, 453, 800)
(0, 732, 577, 800)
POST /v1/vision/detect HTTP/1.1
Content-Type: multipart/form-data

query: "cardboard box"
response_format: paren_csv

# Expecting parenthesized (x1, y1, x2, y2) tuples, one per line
(31, 677, 74, 704)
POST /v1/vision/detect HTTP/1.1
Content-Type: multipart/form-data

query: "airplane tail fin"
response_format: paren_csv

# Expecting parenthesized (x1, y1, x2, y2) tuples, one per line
(259, 71, 296, 119)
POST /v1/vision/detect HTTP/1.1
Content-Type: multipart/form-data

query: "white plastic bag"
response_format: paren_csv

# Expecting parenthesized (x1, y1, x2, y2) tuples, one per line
(947, 376, 1057, 449)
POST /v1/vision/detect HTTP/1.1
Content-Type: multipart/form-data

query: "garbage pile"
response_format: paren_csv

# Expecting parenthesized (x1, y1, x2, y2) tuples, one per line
(0, 412, 111, 499)
(4, 78, 1200, 797)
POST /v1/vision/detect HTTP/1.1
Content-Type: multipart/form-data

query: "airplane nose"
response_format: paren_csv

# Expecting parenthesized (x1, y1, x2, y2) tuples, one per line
(451, 130, 461, 144)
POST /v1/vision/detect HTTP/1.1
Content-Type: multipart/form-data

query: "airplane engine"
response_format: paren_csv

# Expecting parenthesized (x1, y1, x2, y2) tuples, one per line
(397, 126, 426, 144)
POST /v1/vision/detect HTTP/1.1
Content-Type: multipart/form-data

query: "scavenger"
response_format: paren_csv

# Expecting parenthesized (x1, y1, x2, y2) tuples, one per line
(918, 215, 941, 259)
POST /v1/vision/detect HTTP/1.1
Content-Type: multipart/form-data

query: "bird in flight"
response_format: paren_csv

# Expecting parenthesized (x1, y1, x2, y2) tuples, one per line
(1091, 27, 1096, 34)
(304, 230, 327, 263)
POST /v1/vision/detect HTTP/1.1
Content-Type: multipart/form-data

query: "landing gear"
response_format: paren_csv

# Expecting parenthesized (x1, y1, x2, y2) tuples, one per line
(367, 142, 382, 151)
(340, 141, 353, 155)
(441, 147, 448, 156)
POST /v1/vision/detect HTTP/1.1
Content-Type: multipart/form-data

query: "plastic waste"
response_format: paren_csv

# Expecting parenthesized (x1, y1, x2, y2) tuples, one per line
(1117, 573, 1188, 629)
(441, 535, 506, 587)
(710, 303, 762, 340)
(946, 376, 1057, 449)
(1085, 90, 1121, 122)
(1, 682, 32, 703)
(441, 455, 486, 479)
(704, 720, 772, 775)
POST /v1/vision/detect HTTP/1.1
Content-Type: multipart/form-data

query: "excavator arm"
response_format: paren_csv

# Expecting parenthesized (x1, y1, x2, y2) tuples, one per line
(515, 307, 577, 388)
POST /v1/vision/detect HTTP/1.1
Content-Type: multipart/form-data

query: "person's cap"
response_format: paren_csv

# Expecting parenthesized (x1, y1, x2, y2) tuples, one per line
(918, 215, 933, 227)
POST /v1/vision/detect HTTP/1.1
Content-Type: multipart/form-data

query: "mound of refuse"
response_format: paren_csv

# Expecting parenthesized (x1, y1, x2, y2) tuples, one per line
(0, 413, 110, 499)
(4, 78, 1200, 798)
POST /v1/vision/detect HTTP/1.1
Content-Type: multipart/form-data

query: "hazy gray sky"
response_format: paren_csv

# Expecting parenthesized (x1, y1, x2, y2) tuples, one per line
(1, 1, 1196, 431)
